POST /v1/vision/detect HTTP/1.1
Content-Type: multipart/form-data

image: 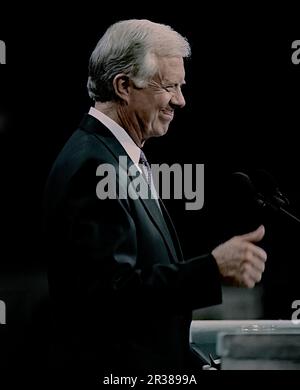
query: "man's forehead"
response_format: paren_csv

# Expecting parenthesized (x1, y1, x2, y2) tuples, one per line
(155, 57, 186, 82)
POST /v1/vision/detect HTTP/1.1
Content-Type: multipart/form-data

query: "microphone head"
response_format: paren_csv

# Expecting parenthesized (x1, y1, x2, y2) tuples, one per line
(229, 171, 265, 210)
(251, 169, 290, 206)
(231, 171, 257, 197)
(220, 171, 265, 234)
(231, 171, 269, 209)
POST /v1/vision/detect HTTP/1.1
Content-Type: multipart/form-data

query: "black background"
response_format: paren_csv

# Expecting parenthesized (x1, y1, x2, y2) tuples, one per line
(1, 4, 300, 381)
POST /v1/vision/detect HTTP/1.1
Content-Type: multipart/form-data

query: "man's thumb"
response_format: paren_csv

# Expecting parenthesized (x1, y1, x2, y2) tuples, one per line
(238, 225, 265, 243)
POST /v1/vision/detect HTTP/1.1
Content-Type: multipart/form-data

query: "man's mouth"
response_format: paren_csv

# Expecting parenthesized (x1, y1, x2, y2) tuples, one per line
(161, 109, 174, 119)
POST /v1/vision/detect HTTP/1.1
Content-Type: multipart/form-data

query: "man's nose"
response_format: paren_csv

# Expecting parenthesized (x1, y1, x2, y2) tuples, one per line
(170, 88, 186, 108)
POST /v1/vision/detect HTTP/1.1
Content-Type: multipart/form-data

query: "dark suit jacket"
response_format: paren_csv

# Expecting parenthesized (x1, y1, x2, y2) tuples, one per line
(43, 114, 222, 374)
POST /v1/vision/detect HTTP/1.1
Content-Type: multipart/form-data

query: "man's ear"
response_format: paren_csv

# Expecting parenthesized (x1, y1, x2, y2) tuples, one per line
(113, 74, 131, 102)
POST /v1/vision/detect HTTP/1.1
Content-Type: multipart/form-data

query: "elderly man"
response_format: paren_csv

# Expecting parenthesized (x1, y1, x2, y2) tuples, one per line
(43, 19, 267, 375)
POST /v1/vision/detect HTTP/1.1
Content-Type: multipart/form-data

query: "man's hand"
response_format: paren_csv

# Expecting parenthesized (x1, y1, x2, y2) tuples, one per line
(211, 225, 267, 288)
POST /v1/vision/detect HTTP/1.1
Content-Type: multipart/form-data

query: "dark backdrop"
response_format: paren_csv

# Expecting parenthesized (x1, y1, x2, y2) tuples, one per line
(0, 5, 300, 378)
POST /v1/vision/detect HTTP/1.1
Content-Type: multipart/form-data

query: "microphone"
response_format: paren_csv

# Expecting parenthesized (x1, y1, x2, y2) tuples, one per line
(251, 169, 290, 207)
(232, 171, 300, 224)
(231, 171, 258, 201)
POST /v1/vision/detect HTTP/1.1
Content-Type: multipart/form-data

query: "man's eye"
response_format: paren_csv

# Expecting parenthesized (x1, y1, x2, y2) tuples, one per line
(164, 85, 176, 92)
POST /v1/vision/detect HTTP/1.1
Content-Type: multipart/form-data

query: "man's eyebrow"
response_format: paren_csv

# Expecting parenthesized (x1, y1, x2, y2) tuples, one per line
(163, 80, 186, 86)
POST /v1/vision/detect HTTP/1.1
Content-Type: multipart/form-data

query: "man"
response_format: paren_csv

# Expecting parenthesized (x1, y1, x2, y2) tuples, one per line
(43, 19, 267, 375)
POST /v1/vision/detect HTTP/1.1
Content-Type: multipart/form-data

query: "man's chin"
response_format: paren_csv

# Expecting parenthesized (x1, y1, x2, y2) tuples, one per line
(154, 125, 170, 137)
(145, 125, 171, 140)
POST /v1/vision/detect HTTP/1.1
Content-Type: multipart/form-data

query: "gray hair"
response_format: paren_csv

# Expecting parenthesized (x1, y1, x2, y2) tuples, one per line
(87, 19, 191, 102)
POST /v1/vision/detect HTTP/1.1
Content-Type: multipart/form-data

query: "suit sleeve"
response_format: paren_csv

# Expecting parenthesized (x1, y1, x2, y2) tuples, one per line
(63, 161, 222, 314)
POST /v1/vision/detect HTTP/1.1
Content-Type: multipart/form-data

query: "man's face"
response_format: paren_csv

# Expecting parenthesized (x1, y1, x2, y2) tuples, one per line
(127, 56, 186, 143)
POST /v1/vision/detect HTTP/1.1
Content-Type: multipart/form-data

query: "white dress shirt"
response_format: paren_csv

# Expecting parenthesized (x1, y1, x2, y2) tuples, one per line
(89, 107, 141, 166)
(88, 106, 160, 203)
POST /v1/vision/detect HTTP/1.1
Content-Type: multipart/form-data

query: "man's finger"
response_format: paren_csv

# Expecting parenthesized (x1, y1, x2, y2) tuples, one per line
(243, 242, 268, 263)
(238, 225, 265, 243)
(241, 262, 264, 282)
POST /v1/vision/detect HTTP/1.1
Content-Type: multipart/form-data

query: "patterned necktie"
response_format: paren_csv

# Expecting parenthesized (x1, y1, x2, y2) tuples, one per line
(139, 150, 152, 188)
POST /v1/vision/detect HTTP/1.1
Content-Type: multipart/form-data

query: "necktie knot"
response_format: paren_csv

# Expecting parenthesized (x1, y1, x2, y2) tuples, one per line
(139, 150, 150, 168)
(139, 150, 151, 187)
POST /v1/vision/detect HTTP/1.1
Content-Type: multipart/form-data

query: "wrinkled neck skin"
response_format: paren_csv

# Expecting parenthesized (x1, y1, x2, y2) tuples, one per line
(94, 101, 145, 148)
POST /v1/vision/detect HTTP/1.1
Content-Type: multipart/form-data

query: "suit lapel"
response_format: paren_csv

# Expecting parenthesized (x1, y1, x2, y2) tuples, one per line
(138, 195, 180, 263)
(159, 199, 184, 262)
(80, 114, 181, 263)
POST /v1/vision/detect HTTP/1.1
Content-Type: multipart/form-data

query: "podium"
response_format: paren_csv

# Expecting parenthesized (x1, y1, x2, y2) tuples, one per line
(190, 320, 300, 369)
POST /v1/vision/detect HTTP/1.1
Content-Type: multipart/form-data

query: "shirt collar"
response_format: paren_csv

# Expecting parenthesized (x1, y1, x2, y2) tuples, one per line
(88, 106, 141, 165)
